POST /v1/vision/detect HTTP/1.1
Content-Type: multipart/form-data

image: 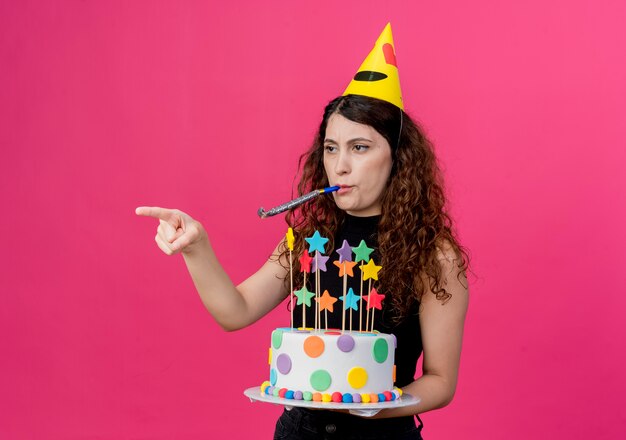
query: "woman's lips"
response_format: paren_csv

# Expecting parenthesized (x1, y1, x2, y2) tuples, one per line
(337, 185, 353, 194)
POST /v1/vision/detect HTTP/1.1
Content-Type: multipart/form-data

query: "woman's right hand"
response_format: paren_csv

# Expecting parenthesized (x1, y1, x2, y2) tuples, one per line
(135, 206, 207, 256)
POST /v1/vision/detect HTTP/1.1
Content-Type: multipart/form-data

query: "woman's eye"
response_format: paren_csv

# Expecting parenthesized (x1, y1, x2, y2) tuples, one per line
(324, 145, 336, 153)
(353, 144, 369, 151)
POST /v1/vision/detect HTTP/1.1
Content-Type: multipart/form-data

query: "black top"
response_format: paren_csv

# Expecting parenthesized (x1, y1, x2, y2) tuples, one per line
(292, 213, 422, 388)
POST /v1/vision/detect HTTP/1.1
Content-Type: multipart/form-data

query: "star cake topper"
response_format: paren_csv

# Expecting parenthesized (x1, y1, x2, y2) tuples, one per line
(294, 286, 315, 307)
(286, 227, 295, 251)
(299, 251, 313, 273)
(361, 259, 382, 281)
(311, 251, 330, 272)
(316, 289, 338, 313)
(335, 240, 353, 263)
(305, 230, 329, 254)
(333, 260, 358, 277)
(339, 287, 360, 311)
(353, 239, 374, 263)
(364, 287, 386, 310)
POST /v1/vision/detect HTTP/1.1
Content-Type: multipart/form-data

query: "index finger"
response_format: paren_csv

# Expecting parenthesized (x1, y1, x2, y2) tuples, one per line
(135, 206, 173, 220)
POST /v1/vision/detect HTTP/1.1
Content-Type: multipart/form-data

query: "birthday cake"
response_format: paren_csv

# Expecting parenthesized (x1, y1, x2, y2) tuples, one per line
(259, 229, 403, 404)
(262, 328, 401, 403)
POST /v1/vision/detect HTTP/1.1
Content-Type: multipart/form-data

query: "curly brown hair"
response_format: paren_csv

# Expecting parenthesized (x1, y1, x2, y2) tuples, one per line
(279, 94, 469, 322)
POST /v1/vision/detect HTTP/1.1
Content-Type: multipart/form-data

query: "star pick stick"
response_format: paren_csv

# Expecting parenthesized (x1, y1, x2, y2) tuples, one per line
(334, 259, 357, 331)
(336, 240, 353, 330)
(306, 230, 328, 331)
(299, 251, 313, 328)
(294, 285, 315, 329)
(316, 290, 337, 330)
(359, 267, 363, 332)
(315, 253, 319, 330)
(342, 270, 347, 331)
(314, 252, 320, 330)
(312, 251, 329, 330)
(361, 258, 382, 331)
(286, 228, 295, 328)
(365, 287, 385, 332)
(340, 287, 360, 330)
(353, 240, 374, 331)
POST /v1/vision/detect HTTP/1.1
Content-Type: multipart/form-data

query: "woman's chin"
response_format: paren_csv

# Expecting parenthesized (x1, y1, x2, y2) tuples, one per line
(333, 199, 355, 212)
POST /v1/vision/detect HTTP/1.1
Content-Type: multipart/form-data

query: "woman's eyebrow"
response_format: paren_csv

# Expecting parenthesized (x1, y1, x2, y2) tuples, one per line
(323, 137, 373, 143)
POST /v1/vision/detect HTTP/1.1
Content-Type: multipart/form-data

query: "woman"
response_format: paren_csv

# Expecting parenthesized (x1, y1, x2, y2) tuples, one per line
(137, 24, 468, 439)
(136, 94, 468, 439)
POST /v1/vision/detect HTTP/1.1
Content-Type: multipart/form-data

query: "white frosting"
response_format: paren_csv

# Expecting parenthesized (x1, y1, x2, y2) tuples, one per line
(269, 329, 395, 395)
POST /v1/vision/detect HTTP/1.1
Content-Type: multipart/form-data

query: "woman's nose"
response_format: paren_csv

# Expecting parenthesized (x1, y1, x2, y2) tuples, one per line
(334, 150, 350, 175)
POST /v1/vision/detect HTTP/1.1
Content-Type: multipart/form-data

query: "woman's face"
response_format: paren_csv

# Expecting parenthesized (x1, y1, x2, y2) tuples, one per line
(323, 113, 393, 217)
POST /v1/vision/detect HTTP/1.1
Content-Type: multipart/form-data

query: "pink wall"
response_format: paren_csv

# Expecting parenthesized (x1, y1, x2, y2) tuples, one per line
(2, 1, 625, 438)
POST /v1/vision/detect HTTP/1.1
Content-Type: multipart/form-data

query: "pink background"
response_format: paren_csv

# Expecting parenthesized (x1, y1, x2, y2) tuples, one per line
(2, 1, 625, 438)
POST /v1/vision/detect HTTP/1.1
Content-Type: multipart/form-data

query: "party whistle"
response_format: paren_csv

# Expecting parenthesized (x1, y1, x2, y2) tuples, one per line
(258, 186, 340, 218)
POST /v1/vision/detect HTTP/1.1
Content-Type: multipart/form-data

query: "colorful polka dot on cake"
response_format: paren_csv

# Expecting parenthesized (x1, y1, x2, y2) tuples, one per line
(303, 335, 325, 358)
(272, 330, 283, 349)
(337, 334, 355, 352)
(347, 366, 368, 389)
(372, 338, 388, 363)
(310, 370, 332, 391)
(276, 354, 292, 374)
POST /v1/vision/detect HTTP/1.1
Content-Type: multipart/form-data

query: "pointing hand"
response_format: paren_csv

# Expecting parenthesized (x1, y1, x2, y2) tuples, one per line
(135, 206, 206, 255)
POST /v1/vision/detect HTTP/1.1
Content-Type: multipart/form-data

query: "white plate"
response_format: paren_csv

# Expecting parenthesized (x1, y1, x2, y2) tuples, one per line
(244, 386, 419, 411)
